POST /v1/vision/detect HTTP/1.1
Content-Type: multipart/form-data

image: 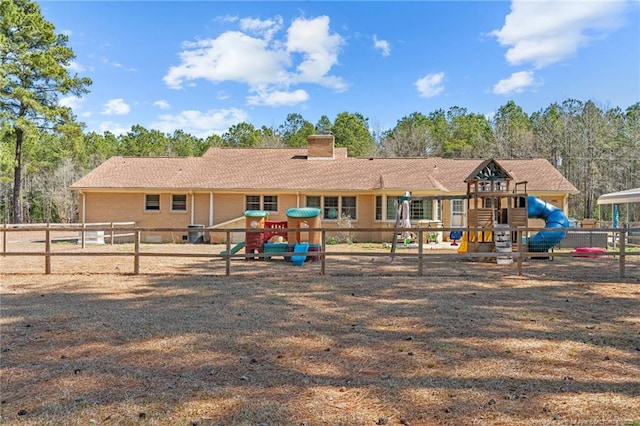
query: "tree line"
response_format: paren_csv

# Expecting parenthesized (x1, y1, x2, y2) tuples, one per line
(2, 102, 638, 224)
(2, 0, 639, 224)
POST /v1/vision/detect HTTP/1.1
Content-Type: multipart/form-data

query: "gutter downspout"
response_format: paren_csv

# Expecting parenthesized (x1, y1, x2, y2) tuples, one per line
(190, 191, 195, 224)
(80, 190, 86, 224)
(209, 192, 214, 226)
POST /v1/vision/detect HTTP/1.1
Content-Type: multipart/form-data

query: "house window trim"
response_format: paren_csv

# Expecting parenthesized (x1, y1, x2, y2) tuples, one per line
(144, 194, 161, 213)
(323, 196, 340, 220)
(262, 195, 278, 213)
(375, 195, 439, 222)
(245, 195, 261, 211)
(306, 195, 321, 209)
(375, 195, 383, 221)
(450, 198, 467, 227)
(171, 194, 188, 213)
(245, 195, 279, 213)
(307, 195, 358, 221)
(341, 196, 357, 221)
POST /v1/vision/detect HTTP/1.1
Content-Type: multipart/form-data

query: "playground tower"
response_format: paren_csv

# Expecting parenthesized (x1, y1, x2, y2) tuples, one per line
(464, 159, 528, 257)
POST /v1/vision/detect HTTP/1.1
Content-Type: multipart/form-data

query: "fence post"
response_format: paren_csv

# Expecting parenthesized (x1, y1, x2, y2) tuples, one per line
(111, 222, 115, 245)
(619, 228, 626, 279)
(134, 230, 140, 275)
(321, 230, 326, 275)
(45, 224, 51, 274)
(2, 223, 6, 256)
(517, 229, 523, 276)
(225, 230, 231, 276)
(417, 228, 424, 276)
(81, 223, 86, 249)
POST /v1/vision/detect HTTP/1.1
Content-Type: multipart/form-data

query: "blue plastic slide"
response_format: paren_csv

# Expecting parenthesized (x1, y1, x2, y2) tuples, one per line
(291, 242, 310, 266)
(527, 195, 569, 252)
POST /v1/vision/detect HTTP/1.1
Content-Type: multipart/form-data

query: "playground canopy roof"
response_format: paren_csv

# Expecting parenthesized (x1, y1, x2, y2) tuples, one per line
(597, 188, 640, 205)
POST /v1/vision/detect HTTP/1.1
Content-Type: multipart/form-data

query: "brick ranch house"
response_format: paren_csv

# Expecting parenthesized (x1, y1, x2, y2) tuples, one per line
(70, 134, 579, 243)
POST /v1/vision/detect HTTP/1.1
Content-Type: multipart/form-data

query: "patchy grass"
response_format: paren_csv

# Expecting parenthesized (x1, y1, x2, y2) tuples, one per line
(1, 271, 639, 425)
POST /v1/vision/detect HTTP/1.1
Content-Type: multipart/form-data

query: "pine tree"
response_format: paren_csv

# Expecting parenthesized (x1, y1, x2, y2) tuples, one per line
(0, 0, 91, 222)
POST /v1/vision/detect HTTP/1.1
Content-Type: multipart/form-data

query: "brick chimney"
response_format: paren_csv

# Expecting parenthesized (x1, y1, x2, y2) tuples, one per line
(307, 134, 335, 160)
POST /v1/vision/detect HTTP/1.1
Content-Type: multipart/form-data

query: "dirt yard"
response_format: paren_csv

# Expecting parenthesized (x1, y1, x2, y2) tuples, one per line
(1, 236, 640, 425)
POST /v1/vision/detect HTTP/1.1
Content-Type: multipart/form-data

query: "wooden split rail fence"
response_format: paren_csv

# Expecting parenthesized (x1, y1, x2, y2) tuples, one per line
(1, 223, 638, 278)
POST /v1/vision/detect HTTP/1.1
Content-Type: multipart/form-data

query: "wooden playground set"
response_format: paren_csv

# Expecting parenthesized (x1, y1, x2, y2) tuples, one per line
(389, 158, 571, 264)
(223, 159, 572, 269)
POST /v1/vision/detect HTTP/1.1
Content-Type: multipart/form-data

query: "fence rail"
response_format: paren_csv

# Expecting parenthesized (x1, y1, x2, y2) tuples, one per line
(1, 223, 638, 278)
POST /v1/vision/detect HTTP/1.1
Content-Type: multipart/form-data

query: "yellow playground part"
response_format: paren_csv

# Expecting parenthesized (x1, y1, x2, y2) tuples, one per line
(457, 231, 493, 253)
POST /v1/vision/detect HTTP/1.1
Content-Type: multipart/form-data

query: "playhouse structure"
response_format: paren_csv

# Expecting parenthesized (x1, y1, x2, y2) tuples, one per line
(241, 207, 322, 264)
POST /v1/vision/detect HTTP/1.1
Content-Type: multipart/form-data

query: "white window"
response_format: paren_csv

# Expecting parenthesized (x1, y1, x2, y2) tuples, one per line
(451, 199, 466, 227)
(377, 196, 438, 221)
(410, 199, 432, 221)
(171, 194, 187, 212)
(323, 196, 339, 219)
(145, 194, 160, 211)
(263, 196, 278, 212)
(308, 195, 357, 220)
(245, 195, 278, 212)
(341, 197, 356, 219)
(306, 196, 321, 209)
(246, 195, 261, 211)
(434, 200, 442, 221)
(375, 196, 383, 220)
(386, 196, 400, 221)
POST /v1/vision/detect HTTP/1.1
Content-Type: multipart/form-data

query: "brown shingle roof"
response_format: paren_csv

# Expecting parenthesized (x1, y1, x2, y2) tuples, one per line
(70, 148, 579, 194)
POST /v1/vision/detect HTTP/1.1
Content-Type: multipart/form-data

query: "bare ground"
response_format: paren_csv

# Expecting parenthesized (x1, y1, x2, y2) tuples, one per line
(1, 236, 640, 425)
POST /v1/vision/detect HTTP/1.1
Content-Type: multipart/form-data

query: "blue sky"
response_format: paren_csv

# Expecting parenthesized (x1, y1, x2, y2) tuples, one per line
(40, 1, 640, 138)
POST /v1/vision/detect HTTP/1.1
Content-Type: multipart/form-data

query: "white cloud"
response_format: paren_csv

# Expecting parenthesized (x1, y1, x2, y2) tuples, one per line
(102, 98, 131, 115)
(287, 16, 346, 90)
(164, 15, 346, 106)
(59, 96, 84, 109)
(97, 121, 130, 136)
(373, 35, 391, 57)
(491, 0, 627, 68)
(102, 57, 123, 68)
(154, 100, 170, 110)
(101, 56, 136, 72)
(66, 61, 85, 72)
(493, 70, 537, 95)
(218, 15, 239, 25)
(164, 32, 290, 89)
(415, 72, 445, 98)
(239, 16, 283, 42)
(150, 108, 248, 138)
(246, 89, 309, 106)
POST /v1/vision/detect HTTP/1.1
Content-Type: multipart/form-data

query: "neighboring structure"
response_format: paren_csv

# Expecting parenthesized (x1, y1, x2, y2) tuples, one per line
(70, 134, 579, 243)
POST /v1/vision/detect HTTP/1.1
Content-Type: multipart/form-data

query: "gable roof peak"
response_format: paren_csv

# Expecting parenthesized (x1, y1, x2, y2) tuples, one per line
(464, 158, 513, 182)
